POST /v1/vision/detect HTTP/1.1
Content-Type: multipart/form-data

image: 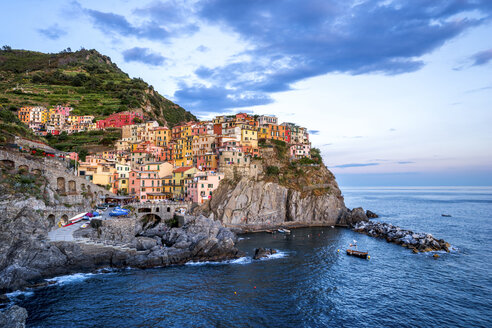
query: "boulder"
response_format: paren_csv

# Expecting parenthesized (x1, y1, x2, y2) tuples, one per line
(0, 305, 28, 328)
(253, 248, 277, 260)
(366, 210, 379, 218)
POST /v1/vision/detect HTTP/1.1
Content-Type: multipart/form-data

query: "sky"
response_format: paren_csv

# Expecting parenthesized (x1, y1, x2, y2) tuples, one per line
(1, 0, 491, 186)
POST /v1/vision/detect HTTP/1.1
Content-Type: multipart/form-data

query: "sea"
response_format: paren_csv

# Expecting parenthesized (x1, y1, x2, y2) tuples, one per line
(7, 187, 492, 327)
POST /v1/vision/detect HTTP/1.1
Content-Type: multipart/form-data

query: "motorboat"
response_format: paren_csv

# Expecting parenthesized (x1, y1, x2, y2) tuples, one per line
(109, 206, 130, 217)
(277, 228, 291, 234)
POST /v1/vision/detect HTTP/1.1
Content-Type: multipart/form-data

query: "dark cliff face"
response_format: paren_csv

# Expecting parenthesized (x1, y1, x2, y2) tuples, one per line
(0, 200, 241, 293)
(198, 162, 365, 230)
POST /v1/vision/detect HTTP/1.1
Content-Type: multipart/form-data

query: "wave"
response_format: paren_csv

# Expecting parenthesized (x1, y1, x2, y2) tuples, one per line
(258, 250, 288, 260)
(46, 272, 98, 286)
(6, 290, 34, 300)
(185, 250, 289, 266)
(185, 256, 252, 266)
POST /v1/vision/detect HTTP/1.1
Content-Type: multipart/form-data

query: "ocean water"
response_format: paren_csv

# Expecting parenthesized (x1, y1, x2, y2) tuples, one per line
(9, 187, 492, 327)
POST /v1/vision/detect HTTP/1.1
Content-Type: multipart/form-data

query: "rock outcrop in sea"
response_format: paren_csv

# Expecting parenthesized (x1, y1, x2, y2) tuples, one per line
(197, 142, 368, 231)
(0, 305, 27, 328)
(353, 221, 451, 253)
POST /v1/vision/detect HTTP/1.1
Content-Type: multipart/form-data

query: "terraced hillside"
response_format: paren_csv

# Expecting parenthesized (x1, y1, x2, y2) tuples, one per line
(0, 48, 196, 127)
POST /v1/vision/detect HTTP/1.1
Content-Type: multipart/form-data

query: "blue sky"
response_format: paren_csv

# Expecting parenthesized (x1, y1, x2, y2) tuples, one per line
(1, 0, 491, 186)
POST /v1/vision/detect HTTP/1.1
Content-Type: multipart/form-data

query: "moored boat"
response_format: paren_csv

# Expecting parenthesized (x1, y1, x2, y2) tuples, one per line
(346, 249, 369, 259)
(277, 228, 291, 234)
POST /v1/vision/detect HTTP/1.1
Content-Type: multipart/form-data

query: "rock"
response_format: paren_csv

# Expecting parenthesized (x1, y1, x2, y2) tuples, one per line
(0, 305, 28, 328)
(351, 220, 450, 253)
(366, 210, 379, 218)
(136, 237, 158, 251)
(197, 173, 348, 229)
(253, 248, 277, 260)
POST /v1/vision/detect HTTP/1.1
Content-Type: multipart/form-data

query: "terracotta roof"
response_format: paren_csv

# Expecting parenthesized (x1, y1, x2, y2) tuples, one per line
(173, 166, 194, 173)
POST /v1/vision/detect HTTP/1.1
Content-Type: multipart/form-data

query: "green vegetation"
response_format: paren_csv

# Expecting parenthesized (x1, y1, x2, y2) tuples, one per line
(0, 48, 196, 126)
(46, 128, 121, 154)
(266, 165, 280, 176)
(271, 139, 288, 159)
(0, 168, 47, 201)
(310, 148, 322, 164)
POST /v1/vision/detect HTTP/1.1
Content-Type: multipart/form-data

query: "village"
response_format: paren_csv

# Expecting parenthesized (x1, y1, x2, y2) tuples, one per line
(16, 106, 312, 204)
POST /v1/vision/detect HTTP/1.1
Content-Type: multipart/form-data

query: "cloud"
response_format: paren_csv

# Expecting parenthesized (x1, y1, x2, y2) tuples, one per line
(174, 0, 492, 111)
(122, 47, 166, 66)
(37, 24, 67, 40)
(196, 45, 209, 52)
(173, 82, 273, 113)
(308, 130, 319, 135)
(397, 161, 415, 164)
(470, 48, 492, 66)
(333, 163, 380, 168)
(465, 86, 492, 94)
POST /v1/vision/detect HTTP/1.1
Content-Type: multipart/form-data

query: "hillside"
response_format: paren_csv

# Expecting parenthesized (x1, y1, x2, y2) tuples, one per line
(0, 48, 196, 127)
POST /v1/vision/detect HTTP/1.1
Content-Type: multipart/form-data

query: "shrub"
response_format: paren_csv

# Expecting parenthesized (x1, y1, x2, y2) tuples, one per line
(266, 166, 280, 176)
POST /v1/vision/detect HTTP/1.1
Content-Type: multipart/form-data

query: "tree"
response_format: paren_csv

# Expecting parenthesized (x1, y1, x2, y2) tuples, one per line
(1, 45, 12, 51)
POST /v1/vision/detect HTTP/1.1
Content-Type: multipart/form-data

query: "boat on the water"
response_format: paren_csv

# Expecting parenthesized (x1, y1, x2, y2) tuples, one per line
(346, 249, 369, 259)
(441, 214, 452, 217)
(278, 228, 291, 234)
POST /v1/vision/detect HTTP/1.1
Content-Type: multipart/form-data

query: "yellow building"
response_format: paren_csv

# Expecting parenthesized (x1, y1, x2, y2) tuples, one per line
(17, 107, 31, 124)
(153, 127, 172, 147)
(241, 125, 258, 148)
(92, 165, 116, 187)
(172, 166, 199, 197)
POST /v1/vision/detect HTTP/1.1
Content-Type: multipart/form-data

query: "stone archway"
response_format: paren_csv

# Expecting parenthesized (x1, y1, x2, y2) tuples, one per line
(0, 159, 14, 170)
(140, 213, 162, 229)
(18, 165, 29, 173)
(47, 214, 55, 227)
(57, 177, 66, 194)
(68, 180, 76, 193)
(60, 214, 69, 226)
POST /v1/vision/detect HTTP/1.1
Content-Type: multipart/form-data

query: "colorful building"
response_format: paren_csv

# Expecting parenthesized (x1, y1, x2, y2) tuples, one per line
(96, 111, 143, 129)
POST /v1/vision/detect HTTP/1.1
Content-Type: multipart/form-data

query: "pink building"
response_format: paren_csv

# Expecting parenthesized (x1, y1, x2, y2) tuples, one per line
(96, 111, 143, 129)
(53, 105, 72, 116)
(290, 143, 311, 159)
(129, 169, 162, 202)
(186, 172, 225, 204)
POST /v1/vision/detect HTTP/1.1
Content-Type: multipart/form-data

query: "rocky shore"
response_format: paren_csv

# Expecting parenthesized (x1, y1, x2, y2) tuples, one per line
(353, 221, 451, 253)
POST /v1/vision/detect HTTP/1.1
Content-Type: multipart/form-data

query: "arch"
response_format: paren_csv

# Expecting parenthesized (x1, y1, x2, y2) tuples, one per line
(167, 207, 171, 212)
(18, 165, 29, 173)
(81, 183, 86, 191)
(0, 159, 15, 170)
(68, 180, 76, 193)
(32, 169, 42, 175)
(138, 207, 152, 213)
(60, 214, 69, 226)
(57, 177, 66, 193)
(140, 213, 162, 229)
(156, 207, 159, 212)
(47, 214, 55, 226)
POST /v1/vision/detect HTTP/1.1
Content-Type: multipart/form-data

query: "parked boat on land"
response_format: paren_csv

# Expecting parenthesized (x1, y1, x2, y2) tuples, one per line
(62, 213, 87, 227)
(109, 206, 130, 217)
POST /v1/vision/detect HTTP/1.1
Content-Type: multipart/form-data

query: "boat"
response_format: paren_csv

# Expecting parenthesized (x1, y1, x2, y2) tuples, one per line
(109, 206, 130, 217)
(441, 214, 452, 217)
(346, 249, 369, 259)
(277, 228, 291, 234)
(62, 213, 87, 227)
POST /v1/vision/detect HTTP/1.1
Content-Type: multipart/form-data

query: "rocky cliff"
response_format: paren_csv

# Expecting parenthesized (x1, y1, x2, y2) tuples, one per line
(198, 142, 366, 231)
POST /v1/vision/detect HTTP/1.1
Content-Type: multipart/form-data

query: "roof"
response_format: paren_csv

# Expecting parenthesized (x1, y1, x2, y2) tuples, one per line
(173, 166, 194, 173)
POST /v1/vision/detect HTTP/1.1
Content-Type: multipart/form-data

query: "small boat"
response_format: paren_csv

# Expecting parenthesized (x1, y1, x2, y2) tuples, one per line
(277, 228, 291, 234)
(109, 206, 130, 217)
(441, 214, 452, 217)
(62, 213, 87, 227)
(346, 249, 369, 259)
